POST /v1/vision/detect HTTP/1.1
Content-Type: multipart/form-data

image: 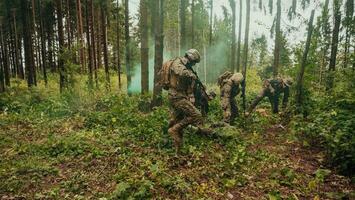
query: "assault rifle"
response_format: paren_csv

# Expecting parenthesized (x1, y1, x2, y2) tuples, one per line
(189, 67, 216, 116)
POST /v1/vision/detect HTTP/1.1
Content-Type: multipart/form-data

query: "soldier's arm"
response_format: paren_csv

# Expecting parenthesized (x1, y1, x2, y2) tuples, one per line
(248, 88, 268, 113)
(171, 64, 196, 79)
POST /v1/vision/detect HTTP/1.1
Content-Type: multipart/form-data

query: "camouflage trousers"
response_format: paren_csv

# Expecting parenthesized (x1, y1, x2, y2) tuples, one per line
(221, 96, 238, 124)
(168, 97, 204, 152)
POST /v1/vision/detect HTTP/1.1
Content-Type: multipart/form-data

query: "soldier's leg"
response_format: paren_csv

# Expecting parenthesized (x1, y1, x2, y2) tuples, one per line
(231, 98, 238, 122)
(273, 93, 280, 113)
(221, 97, 232, 123)
(168, 102, 185, 154)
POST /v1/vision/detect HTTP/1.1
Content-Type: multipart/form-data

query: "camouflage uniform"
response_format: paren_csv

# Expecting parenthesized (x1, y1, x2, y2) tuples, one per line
(218, 72, 244, 124)
(167, 49, 209, 154)
(248, 78, 292, 114)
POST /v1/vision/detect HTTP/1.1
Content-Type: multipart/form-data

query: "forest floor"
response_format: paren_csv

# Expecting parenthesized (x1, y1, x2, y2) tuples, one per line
(0, 85, 354, 199)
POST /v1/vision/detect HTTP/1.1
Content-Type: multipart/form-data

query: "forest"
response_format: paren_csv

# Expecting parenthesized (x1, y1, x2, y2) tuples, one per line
(0, 0, 354, 199)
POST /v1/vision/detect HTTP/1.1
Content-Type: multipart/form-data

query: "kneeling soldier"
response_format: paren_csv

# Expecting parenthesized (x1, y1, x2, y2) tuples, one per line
(248, 77, 293, 114)
(218, 71, 244, 124)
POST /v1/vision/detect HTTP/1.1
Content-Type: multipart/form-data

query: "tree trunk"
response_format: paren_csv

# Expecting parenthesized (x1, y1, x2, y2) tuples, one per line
(209, 0, 213, 46)
(125, 0, 132, 94)
(12, 10, 24, 79)
(230, 0, 236, 72)
(86, 0, 94, 88)
(191, 0, 195, 47)
(295, 10, 315, 109)
(39, 0, 47, 86)
(343, 0, 354, 68)
(152, 0, 164, 107)
(319, 0, 330, 87)
(273, 0, 281, 78)
(0, 23, 10, 87)
(76, 0, 86, 72)
(57, 0, 66, 92)
(0, 50, 4, 92)
(236, 0, 242, 72)
(31, 0, 41, 72)
(116, 0, 122, 90)
(241, 0, 250, 113)
(140, 0, 149, 94)
(180, 0, 186, 54)
(66, 0, 72, 49)
(326, 0, 341, 91)
(101, 3, 110, 91)
(96, 8, 102, 70)
(90, 0, 98, 88)
(21, 0, 36, 87)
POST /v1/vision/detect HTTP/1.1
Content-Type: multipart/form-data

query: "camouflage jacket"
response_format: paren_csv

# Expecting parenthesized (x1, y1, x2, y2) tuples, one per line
(219, 73, 244, 99)
(168, 57, 197, 102)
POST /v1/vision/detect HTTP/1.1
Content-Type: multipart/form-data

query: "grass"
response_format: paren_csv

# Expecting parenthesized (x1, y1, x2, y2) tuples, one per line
(0, 71, 354, 199)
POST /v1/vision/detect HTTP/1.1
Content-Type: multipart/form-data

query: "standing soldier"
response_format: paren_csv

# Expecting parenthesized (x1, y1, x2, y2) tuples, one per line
(218, 71, 244, 124)
(159, 49, 212, 154)
(247, 77, 293, 114)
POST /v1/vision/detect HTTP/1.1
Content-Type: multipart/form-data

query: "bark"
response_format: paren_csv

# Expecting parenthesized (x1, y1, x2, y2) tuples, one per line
(230, 0, 236, 72)
(116, 0, 122, 90)
(39, 0, 47, 86)
(152, 0, 164, 107)
(0, 50, 4, 92)
(0, 23, 10, 86)
(319, 0, 330, 86)
(241, 0, 250, 113)
(327, 0, 341, 91)
(191, 0, 195, 47)
(125, 0, 132, 94)
(140, 0, 149, 94)
(66, 0, 72, 49)
(295, 10, 315, 108)
(236, 0, 242, 72)
(31, 0, 41, 71)
(12, 9, 24, 79)
(85, 0, 94, 88)
(76, 0, 86, 72)
(90, 0, 98, 88)
(57, 0, 66, 92)
(209, 0, 213, 46)
(101, 3, 110, 91)
(96, 8, 102, 70)
(273, 0, 281, 78)
(21, 0, 36, 87)
(180, 0, 186, 54)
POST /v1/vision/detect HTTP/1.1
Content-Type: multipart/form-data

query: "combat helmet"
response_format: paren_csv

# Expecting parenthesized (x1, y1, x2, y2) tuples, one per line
(185, 49, 201, 63)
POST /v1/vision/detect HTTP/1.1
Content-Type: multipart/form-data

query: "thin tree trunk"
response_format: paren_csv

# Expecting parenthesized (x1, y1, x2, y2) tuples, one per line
(209, 0, 213, 46)
(327, 0, 341, 91)
(57, 0, 66, 92)
(125, 0, 132, 94)
(66, 0, 72, 49)
(86, 0, 94, 88)
(319, 0, 330, 87)
(116, 0, 122, 90)
(273, 0, 281, 78)
(180, 0, 186, 54)
(241, 0, 250, 113)
(191, 0, 195, 47)
(295, 10, 315, 108)
(39, 0, 47, 86)
(32, 0, 41, 72)
(90, 0, 98, 88)
(236, 0, 242, 72)
(140, 0, 149, 94)
(22, 0, 36, 87)
(101, 3, 110, 91)
(230, 0, 236, 72)
(96, 8, 102, 70)
(76, 0, 86, 72)
(0, 23, 11, 87)
(12, 9, 24, 79)
(152, 0, 164, 107)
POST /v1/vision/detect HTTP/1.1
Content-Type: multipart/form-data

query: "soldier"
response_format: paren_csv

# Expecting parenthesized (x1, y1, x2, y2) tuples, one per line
(218, 71, 244, 124)
(159, 49, 212, 154)
(247, 77, 293, 114)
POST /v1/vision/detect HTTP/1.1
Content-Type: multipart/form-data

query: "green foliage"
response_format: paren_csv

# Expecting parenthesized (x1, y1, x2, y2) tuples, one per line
(291, 71, 355, 176)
